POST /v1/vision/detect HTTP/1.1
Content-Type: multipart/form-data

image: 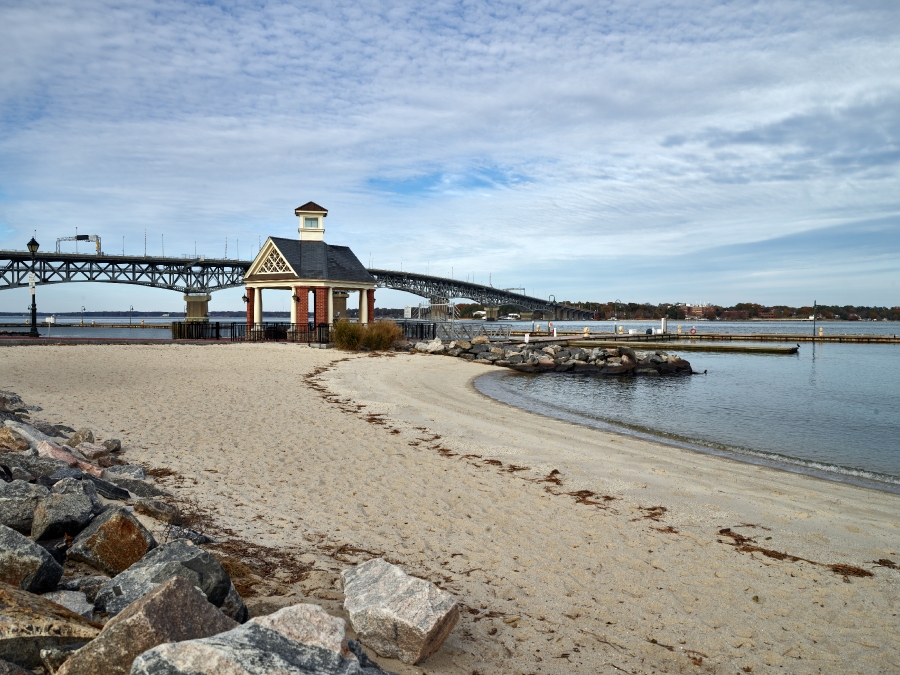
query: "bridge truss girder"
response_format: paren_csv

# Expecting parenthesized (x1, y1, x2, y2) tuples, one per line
(0, 252, 249, 294)
(367, 269, 594, 319)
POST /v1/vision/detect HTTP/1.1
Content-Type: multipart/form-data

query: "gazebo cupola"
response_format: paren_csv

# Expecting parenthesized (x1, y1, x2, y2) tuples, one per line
(296, 201, 327, 242)
(242, 202, 377, 329)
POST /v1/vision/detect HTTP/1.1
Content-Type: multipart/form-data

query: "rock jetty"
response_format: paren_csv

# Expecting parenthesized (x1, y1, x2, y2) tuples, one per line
(0, 390, 457, 673)
(409, 338, 693, 375)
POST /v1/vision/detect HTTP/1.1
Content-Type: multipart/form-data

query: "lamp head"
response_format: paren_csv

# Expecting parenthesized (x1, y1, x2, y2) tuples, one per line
(241, 295, 249, 303)
(27, 237, 39, 254)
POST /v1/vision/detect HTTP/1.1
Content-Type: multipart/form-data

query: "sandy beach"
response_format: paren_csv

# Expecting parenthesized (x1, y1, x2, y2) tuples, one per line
(2, 343, 898, 674)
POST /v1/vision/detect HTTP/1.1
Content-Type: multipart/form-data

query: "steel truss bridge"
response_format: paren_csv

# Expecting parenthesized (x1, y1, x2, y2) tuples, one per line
(0, 251, 593, 319)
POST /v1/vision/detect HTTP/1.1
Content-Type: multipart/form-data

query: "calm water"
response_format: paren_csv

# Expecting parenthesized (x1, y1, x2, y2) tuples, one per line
(475, 338, 900, 493)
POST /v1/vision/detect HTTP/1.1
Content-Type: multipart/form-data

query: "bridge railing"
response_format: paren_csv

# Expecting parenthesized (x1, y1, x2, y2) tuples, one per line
(229, 322, 332, 344)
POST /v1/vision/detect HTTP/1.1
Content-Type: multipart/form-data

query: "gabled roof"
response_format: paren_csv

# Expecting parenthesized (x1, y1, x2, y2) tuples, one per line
(294, 201, 328, 215)
(265, 238, 375, 284)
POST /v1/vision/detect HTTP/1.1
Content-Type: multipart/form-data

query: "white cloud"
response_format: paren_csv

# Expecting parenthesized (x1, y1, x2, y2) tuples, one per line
(1, 0, 898, 310)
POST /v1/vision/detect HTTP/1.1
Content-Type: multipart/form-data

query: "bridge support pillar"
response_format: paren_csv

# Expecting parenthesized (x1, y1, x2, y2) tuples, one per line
(292, 286, 309, 325)
(485, 307, 499, 321)
(367, 289, 375, 324)
(332, 291, 348, 322)
(183, 294, 211, 323)
(430, 296, 448, 320)
(253, 287, 263, 324)
(313, 287, 328, 325)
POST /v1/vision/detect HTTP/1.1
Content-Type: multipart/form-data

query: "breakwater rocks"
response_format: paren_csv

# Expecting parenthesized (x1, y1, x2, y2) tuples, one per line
(411, 338, 693, 376)
(0, 391, 457, 673)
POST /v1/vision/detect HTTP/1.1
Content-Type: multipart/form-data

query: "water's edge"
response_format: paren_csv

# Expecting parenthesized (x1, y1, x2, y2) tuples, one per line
(474, 370, 900, 495)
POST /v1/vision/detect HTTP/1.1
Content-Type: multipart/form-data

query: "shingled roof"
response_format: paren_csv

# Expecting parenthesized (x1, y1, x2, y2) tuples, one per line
(294, 201, 328, 215)
(268, 238, 374, 283)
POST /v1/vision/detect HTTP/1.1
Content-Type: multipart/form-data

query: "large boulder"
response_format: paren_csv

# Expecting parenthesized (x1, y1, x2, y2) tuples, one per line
(0, 525, 63, 593)
(67, 507, 157, 576)
(94, 540, 246, 622)
(30, 478, 101, 541)
(341, 558, 459, 664)
(56, 577, 238, 675)
(0, 582, 101, 668)
(131, 605, 396, 675)
(0, 480, 49, 534)
(10, 455, 70, 480)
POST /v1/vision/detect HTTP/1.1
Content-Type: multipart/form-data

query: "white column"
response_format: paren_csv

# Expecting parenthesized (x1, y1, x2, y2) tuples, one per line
(359, 289, 367, 324)
(253, 287, 262, 324)
(290, 290, 297, 324)
(327, 287, 334, 324)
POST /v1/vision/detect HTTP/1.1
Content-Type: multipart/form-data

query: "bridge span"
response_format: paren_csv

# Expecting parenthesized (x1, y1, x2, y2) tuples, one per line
(0, 250, 594, 320)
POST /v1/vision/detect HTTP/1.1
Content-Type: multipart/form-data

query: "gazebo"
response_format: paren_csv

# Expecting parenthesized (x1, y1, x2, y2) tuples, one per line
(243, 202, 376, 328)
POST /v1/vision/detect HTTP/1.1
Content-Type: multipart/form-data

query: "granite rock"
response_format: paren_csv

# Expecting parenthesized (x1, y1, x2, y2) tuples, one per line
(56, 577, 238, 675)
(104, 477, 171, 499)
(2, 420, 53, 451)
(76, 443, 109, 461)
(134, 499, 181, 524)
(31, 478, 101, 541)
(40, 590, 94, 620)
(40, 643, 85, 673)
(64, 429, 94, 448)
(0, 525, 63, 593)
(341, 558, 459, 664)
(102, 465, 146, 481)
(83, 474, 131, 501)
(471, 335, 489, 345)
(94, 540, 246, 622)
(0, 658, 29, 674)
(0, 582, 101, 668)
(102, 439, 122, 453)
(37, 442, 79, 468)
(58, 576, 109, 604)
(0, 430, 28, 454)
(0, 480, 49, 534)
(131, 621, 394, 675)
(67, 507, 157, 576)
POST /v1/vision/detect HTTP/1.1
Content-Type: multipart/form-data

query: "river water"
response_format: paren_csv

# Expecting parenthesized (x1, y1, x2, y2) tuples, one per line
(475, 322, 900, 494)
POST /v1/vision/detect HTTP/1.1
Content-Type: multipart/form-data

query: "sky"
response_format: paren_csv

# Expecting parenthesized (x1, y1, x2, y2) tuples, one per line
(1, 0, 898, 313)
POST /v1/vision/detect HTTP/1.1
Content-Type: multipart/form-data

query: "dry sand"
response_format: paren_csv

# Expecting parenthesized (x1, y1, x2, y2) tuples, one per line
(2, 343, 898, 674)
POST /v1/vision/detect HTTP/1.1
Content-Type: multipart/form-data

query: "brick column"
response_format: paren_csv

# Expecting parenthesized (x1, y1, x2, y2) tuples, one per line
(294, 286, 309, 326)
(367, 289, 375, 324)
(245, 286, 254, 328)
(313, 287, 328, 325)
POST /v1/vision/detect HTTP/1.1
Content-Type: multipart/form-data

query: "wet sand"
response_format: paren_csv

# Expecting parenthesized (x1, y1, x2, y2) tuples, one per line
(2, 344, 898, 674)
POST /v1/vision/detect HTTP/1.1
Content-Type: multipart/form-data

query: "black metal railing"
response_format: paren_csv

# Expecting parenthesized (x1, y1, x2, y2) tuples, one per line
(172, 322, 224, 340)
(394, 321, 437, 341)
(229, 322, 332, 344)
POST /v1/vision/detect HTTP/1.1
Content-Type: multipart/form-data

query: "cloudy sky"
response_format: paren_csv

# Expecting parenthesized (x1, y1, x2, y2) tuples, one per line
(1, 0, 898, 313)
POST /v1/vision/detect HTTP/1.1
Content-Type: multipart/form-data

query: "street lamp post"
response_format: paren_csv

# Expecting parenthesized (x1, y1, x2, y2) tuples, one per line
(81, 306, 85, 325)
(130, 305, 134, 326)
(27, 237, 39, 338)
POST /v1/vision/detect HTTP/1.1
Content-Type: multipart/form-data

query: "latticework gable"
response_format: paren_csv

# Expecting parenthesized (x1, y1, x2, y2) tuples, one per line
(258, 247, 291, 274)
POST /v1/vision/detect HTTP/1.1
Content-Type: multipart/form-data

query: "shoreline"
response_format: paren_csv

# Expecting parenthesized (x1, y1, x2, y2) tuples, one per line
(474, 369, 900, 495)
(2, 344, 899, 674)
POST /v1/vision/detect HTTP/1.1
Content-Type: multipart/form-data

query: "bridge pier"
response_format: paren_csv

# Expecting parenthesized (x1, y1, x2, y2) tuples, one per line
(430, 296, 449, 320)
(184, 294, 211, 322)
